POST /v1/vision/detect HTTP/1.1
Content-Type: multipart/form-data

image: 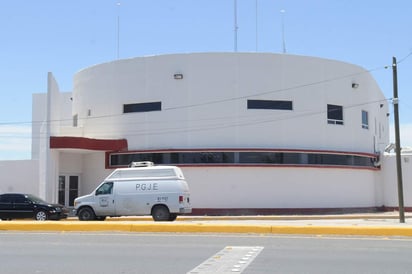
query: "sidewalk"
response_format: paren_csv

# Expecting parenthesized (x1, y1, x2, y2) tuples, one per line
(1, 212, 412, 237)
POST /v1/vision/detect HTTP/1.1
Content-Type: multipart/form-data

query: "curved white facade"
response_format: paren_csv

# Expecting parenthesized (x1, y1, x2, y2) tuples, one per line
(72, 53, 388, 153)
(34, 53, 393, 214)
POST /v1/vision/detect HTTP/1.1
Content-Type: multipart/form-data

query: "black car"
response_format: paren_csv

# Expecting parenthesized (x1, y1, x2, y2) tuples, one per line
(0, 193, 68, 221)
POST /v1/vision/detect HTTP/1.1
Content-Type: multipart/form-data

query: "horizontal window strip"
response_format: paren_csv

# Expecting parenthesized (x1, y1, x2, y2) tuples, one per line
(108, 150, 378, 169)
(123, 102, 161, 113)
(247, 99, 293, 110)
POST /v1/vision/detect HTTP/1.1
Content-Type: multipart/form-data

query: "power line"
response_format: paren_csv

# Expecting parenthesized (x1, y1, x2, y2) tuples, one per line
(0, 62, 389, 127)
(7, 97, 391, 140)
(396, 50, 412, 65)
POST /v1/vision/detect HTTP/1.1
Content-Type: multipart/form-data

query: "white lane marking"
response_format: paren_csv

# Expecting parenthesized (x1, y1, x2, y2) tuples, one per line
(188, 246, 264, 273)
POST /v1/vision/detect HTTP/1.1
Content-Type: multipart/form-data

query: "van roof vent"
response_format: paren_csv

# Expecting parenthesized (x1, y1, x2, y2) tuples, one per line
(128, 161, 154, 168)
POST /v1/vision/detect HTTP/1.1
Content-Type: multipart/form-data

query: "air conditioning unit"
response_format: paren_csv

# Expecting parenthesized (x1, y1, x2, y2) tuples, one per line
(128, 161, 154, 168)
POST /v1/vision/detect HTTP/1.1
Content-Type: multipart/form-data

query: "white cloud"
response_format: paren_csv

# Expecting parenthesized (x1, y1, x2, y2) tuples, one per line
(0, 125, 31, 160)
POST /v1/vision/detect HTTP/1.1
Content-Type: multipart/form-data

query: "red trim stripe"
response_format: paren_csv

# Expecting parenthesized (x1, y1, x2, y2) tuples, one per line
(50, 136, 128, 151)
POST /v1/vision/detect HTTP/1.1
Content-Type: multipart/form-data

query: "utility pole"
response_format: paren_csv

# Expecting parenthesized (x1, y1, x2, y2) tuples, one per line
(392, 56, 405, 223)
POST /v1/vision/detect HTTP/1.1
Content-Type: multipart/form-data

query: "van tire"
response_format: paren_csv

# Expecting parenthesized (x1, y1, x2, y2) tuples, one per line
(152, 205, 170, 222)
(168, 213, 177, 221)
(78, 207, 96, 221)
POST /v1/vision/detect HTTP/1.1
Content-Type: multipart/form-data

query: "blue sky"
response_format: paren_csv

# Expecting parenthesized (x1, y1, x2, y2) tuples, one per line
(1, 0, 412, 160)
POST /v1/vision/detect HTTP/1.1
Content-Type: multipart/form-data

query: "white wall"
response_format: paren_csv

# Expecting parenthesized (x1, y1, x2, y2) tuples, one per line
(81, 152, 112, 194)
(382, 154, 412, 208)
(0, 160, 39, 195)
(72, 53, 388, 154)
(31, 93, 46, 160)
(183, 166, 378, 209)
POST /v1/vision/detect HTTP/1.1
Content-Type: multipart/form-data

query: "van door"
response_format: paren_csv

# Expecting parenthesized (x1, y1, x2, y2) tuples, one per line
(94, 182, 115, 216)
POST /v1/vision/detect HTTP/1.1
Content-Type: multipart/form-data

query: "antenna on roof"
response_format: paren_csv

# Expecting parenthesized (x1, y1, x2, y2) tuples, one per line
(116, 1, 121, 59)
(255, 0, 258, 52)
(234, 0, 238, 52)
(280, 9, 287, 54)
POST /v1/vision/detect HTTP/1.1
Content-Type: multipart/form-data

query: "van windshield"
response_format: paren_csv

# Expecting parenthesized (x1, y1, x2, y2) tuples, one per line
(108, 168, 177, 179)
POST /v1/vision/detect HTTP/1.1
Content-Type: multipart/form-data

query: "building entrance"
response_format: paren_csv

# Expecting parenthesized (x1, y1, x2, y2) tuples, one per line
(58, 175, 79, 207)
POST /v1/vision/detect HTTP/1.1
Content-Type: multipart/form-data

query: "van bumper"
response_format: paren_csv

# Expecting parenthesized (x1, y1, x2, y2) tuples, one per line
(179, 207, 192, 214)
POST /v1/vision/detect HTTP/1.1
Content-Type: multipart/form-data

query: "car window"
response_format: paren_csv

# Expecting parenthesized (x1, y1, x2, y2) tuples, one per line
(26, 194, 48, 204)
(0, 195, 12, 203)
(14, 196, 29, 204)
(96, 182, 114, 196)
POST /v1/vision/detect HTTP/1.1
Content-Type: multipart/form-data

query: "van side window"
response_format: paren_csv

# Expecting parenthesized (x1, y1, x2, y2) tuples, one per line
(96, 182, 113, 196)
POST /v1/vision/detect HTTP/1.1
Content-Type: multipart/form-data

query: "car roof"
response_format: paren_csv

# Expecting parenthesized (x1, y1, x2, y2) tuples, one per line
(0, 193, 27, 196)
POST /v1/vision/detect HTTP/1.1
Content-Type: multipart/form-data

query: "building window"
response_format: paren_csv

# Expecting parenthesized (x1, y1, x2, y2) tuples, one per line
(123, 102, 161, 113)
(247, 100, 293, 110)
(362, 110, 369, 129)
(327, 104, 343, 125)
(108, 150, 378, 169)
(73, 114, 78, 127)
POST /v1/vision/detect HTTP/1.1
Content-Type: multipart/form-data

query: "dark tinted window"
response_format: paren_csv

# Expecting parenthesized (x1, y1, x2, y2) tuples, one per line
(14, 195, 28, 204)
(247, 100, 293, 110)
(362, 110, 369, 129)
(109, 151, 377, 169)
(0, 194, 26, 203)
(327, 104, 344, 125)
(0, 195, 13, 203)
(123, 102, 161, 113)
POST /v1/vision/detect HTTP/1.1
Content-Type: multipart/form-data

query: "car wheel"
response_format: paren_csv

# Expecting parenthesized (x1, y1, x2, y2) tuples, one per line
(152, 205, 170, 221)
(35, 210, 48, 221)
(78, 207, 96, 221)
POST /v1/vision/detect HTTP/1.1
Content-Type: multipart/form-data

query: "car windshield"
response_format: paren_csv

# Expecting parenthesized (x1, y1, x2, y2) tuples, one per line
(26, 194, 49, 204)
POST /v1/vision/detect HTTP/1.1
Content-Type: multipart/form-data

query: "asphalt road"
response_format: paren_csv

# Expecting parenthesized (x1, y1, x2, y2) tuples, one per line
(1, 232, 412, 274)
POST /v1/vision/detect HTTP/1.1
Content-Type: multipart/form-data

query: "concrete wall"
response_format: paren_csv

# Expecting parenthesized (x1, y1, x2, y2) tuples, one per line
(182, 166, 379, 209)
(0, 160, 39, 195)
(382, 154, 412, 208)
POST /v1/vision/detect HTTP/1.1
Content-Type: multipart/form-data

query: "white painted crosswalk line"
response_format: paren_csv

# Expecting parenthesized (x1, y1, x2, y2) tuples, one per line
(188, 246, 264, 273)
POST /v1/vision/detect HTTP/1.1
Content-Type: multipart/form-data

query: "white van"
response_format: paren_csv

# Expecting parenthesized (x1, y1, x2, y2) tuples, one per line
(74, 162, 191, 221)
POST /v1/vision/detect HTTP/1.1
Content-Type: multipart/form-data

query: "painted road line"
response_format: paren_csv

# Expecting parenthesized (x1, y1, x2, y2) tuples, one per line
(187, 246, 264, 273)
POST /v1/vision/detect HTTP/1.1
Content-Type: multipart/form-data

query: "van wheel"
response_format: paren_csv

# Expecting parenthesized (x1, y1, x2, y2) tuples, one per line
(152, 205, 170, 221)
(169, 214, 177, 221)
(78, 207, 96, 221)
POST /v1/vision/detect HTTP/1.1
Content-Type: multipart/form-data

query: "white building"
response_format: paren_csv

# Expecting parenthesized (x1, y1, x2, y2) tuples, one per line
(2, 52, 412, 214)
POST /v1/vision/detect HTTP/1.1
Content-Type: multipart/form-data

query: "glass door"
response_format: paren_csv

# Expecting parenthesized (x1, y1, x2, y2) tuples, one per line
(58, 175, 79, 207)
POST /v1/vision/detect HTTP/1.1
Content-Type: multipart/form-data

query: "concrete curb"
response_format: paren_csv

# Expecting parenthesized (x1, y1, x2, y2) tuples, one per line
(1, 221, 412, 237)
